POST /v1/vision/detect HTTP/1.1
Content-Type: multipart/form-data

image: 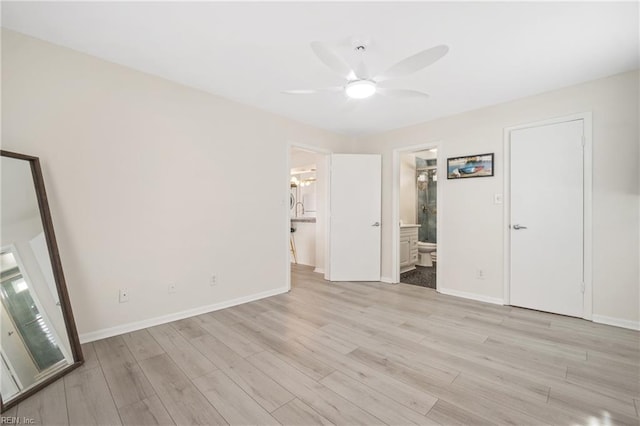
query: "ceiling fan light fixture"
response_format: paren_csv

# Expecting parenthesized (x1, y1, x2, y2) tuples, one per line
(345, 80, 376, 99)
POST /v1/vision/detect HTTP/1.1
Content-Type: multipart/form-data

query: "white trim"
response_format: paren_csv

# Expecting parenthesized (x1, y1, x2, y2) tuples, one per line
(285, 145, 292, 292)
(391, 141, 442, 288)
(79, 286, 288, 343)
(285, 142, 332, 291)
(380, 276, 395, 284)
(502, 132, 511, 305)
(313, 267, 324, 274)
(438, 287, 504, 305)
(391, 149, 400, 283)
(324, 154, 332, 281)
(582, 114, 593, 320)
(592, 315, 640, 331)
(503, 112, 593, 320)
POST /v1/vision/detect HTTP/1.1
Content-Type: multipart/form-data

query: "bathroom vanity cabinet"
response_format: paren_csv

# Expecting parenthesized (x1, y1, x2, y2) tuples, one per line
(400, 225, 420, 273)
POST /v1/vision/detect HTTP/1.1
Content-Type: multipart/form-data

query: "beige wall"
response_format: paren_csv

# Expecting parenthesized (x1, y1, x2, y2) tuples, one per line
(3, 29, 638, 334)
(358, 70, 640, 327)
(2, 30, 351, 340)
(290, 150, 317, 170)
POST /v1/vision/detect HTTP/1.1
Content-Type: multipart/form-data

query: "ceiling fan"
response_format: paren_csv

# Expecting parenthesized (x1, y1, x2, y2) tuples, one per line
(283, 41, 449, 101)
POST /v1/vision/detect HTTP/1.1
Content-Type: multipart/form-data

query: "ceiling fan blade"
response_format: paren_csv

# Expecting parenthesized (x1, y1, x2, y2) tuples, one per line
(377, 88, 430, 100)
(376, 45, 449, 81)
(310, 41, 355, 80)
(281, 86, 343, 95)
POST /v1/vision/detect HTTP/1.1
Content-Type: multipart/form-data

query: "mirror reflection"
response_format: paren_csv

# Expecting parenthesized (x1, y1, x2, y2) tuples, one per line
(1, 154, 77, 407)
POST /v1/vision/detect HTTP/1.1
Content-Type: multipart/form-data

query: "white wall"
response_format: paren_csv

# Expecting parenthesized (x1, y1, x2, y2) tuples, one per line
(358, 70, 640, 327)
(1, 30, 351, 340)
(399, 153, 416, 225)
(290, 150, 317, 171)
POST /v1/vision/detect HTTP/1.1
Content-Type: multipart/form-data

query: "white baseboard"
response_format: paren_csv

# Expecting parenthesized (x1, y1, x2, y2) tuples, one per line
(380, 276, 397, 284)
(79, 287, 288, 343)
(313, 267, 324, 274)
(592, 314, 640, 331)
(438, 287, 504, 305)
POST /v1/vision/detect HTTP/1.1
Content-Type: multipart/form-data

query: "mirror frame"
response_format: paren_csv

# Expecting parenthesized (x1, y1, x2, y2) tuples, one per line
(0, 150, 83, 412)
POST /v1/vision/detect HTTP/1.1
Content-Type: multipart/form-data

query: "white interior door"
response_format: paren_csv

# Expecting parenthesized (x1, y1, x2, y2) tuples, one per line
(0, 303, 39, 390)
(510, 119, 584, 317)
(1, 350, 20, 400)
(328, 154, 381, 281)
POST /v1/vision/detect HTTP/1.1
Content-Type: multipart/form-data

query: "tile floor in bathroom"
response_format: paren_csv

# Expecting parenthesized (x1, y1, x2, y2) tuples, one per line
(400, 264, 437, 289)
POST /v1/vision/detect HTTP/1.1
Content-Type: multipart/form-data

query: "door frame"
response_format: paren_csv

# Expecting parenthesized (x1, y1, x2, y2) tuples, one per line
(285, 142, 331, 292)
(503, 112, 593, 319)
(391, 141, 443, 285)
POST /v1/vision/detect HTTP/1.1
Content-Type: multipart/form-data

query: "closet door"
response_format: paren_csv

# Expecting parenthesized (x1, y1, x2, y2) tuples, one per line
(510, 119, 584, 317)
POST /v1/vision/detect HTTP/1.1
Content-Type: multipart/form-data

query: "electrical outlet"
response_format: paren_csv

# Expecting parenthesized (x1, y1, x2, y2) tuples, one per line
(476, 269, 485, 280)
(168, 284, 177, 294)
(119, 288, 129, 303)
(210, 274, 217, 286)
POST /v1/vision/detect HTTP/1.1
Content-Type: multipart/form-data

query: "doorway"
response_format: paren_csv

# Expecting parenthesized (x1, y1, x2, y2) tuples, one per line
(504, 113, 593, 319)
(286, 144, 330, 291)
(392, 142, 442, 288)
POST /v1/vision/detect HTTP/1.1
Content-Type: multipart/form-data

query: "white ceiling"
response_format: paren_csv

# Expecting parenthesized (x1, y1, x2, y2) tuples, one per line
(2, 2, 638, 136)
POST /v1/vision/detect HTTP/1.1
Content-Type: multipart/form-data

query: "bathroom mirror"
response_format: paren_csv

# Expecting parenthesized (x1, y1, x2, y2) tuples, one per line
(0, 150, 83, 412)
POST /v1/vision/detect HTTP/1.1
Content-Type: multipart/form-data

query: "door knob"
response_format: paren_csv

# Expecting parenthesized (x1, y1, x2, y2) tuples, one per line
(8, 331, 14, 336)
(372, 222, 380, 227)
(513, 224, 528, 230)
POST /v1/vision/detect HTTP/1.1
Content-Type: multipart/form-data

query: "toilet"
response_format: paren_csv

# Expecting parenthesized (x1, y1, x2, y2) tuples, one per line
(417, 241, 437, 267)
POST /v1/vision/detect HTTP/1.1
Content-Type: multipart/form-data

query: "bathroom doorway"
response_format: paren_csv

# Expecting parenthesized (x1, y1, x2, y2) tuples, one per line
(285, 144, 330, 291)
(392, 142, 442, 289)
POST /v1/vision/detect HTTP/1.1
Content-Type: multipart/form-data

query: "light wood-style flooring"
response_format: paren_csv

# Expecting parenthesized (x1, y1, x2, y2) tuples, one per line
(7, 265, 640, 425)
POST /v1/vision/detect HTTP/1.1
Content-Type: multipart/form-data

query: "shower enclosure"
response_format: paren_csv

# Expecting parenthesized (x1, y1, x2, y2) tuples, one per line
(416, 158, 437, 243)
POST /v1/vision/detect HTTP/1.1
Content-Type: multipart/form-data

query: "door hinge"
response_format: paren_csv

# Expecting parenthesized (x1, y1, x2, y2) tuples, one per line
(580, 282, 585, 293)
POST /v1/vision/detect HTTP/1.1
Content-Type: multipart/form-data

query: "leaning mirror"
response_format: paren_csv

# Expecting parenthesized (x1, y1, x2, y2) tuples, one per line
(0, 150, 83, 411)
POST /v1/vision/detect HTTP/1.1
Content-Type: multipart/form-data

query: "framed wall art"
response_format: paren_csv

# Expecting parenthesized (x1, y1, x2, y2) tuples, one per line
(447, 153, 494, 179)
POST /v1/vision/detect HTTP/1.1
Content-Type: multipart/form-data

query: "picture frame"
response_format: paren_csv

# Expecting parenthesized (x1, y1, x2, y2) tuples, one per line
(447, 153, 494, 179)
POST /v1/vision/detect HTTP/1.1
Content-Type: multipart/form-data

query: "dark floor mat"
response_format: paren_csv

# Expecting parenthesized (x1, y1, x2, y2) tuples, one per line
(400, 265, 436, 289)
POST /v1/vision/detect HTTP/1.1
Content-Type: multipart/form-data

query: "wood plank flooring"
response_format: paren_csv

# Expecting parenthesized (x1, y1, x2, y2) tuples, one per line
(6, 264, 639, 425)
